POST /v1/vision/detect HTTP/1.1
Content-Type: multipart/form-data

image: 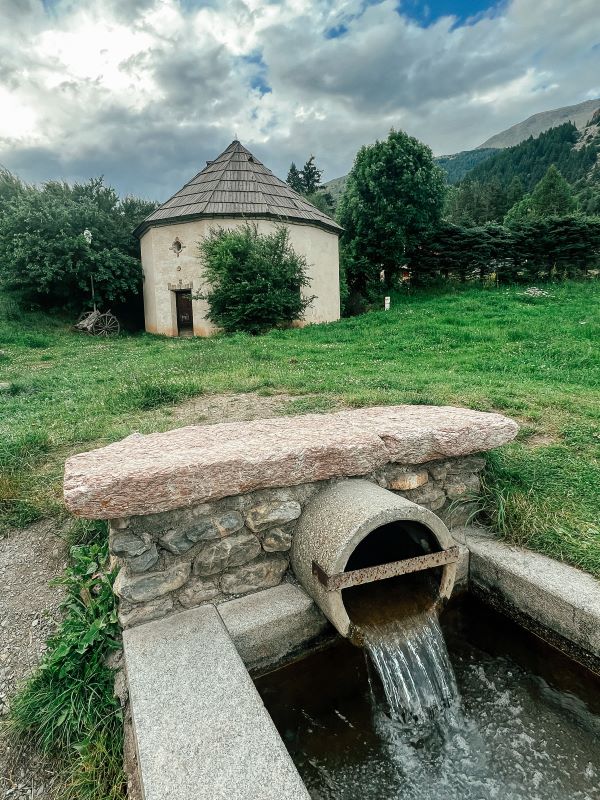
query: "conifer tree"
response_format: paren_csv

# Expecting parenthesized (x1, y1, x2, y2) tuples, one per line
(507, 175, 525, 208)
(286, 162, 304, 194)
(530, 164, 575, 217)
(300, 155, 323, 194)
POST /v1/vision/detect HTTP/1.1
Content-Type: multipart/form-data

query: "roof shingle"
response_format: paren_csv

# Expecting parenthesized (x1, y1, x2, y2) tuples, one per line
(135, 140, 342, 237)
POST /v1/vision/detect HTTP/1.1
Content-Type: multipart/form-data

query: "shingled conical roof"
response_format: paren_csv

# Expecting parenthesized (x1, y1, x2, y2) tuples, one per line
(135, 140, 342, 237)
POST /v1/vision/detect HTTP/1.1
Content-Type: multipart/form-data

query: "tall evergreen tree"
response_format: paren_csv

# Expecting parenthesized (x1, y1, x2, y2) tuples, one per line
(507, 175, 525, 208)
(530, 164, 575, 217)
(286, 162, 304, 194)
(300, 155, 323, 194)
(481, 177, 508, 222)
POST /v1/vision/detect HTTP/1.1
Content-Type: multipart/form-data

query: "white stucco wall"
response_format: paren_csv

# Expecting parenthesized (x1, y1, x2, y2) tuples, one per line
(139, 217, 340, 337)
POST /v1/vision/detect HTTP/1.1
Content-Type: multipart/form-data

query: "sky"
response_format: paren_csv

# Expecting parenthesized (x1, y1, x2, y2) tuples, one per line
(1, 0, 599, 200)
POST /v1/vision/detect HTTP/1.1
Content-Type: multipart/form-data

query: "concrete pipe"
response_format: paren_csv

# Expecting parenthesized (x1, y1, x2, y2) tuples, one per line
(291, 479, 457, 641)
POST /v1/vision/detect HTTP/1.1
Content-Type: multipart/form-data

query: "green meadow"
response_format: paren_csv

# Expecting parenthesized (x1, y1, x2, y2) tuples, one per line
(1, 280, 598, 575)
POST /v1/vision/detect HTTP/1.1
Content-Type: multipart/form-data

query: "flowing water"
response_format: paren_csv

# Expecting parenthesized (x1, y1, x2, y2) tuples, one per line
(346, 576, 460, 726)
(256, 595, 600, 800)
(361, 607, 459, 726)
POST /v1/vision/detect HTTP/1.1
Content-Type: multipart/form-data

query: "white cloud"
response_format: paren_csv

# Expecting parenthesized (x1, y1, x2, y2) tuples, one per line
(0, 0, 598, 198)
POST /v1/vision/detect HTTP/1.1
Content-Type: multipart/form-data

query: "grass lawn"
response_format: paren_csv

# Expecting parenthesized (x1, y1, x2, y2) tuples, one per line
(1, 281, 599, 575)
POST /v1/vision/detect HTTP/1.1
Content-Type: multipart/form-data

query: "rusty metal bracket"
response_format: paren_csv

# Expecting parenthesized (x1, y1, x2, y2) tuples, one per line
(312, 546, 460, 592)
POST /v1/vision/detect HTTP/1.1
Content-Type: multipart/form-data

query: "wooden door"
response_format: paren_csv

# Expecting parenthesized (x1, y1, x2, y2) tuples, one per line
(176, 291, 193, 334)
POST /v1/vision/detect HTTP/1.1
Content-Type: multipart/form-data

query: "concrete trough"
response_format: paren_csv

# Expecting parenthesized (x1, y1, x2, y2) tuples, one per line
(123, 605, 311, 800)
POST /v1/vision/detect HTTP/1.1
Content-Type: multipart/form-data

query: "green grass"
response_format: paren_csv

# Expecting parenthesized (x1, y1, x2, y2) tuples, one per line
(1, 281, 599, 575)
(8, 520, 124, 800)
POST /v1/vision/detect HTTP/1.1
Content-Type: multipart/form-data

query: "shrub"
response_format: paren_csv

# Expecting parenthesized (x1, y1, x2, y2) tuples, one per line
(0, 175, 156, 311)
(197, 224, 315, 334)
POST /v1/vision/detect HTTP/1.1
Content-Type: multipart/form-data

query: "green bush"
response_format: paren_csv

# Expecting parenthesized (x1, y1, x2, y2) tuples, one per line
(0, 175, 156, 311)
(197, 224, 315, 334)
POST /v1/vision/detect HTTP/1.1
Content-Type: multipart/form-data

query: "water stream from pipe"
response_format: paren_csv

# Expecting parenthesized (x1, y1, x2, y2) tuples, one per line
(362, 607, 459, 726)
(345, 576, 461, 728)
(256, 594, 600, 800)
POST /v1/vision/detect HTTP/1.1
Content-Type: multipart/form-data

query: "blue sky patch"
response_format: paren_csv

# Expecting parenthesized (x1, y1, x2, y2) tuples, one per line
(325, 24, 349, 39)
(250, 75, 272, 96)
(241, 52, 272, 96)
(398, 1, 505, 27)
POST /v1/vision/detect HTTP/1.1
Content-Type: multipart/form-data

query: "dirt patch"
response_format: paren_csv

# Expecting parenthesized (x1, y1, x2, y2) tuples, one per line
(169, 391, 343, 426)
(526, 433, 561, 448)
(0, 520, 68, 800)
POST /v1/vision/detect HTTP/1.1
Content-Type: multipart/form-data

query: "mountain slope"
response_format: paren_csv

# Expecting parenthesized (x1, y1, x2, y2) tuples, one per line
(467, 119, 600, 192)
(478, 98, 600, 149)
(323, 99, 600, 203)
(434, 148, 498, 184)
(323, 174, 348, 203)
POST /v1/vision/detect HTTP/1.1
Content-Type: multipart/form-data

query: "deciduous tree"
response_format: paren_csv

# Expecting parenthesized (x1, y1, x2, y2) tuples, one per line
(338, 129, 446, 295)
(0, 176, 156, 309)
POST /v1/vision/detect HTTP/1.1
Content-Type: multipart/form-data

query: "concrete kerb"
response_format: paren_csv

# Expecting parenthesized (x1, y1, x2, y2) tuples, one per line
(218, 583, 331, 673)
(456, 526, 600, 670)
(123, 604, 310, 800)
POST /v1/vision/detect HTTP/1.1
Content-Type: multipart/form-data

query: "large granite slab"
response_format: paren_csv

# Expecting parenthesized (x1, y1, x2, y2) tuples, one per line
(123, 605, 310, 800)
(64, 405, 518, 519)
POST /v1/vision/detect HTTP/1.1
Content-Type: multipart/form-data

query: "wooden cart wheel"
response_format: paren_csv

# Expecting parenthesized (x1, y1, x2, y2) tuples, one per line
(93, 312, 121, 337)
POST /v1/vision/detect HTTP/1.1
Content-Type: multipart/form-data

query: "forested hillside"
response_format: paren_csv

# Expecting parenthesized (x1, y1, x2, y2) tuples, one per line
(445, 112, 600, 225)
(325, 101, 600, 204)
(434, 148, 498, 184)
(466, 121, 599, 191)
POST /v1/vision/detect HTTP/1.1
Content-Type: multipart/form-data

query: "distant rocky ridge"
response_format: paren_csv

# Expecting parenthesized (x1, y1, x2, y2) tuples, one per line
(323, 98, 600, 199)
(478, 98, 600, 150)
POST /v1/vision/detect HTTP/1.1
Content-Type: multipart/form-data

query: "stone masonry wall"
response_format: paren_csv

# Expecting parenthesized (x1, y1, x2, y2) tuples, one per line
(111, 456, 485, 629)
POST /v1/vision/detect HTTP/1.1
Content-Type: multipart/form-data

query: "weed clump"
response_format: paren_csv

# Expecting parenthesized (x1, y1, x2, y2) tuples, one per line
(8, 522, 125, 800)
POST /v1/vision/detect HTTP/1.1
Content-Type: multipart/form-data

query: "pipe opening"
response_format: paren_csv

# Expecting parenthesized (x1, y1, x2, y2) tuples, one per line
(290, 479, 457, 641)
(344, 520, 442, 572)
(342, 521, 444, 640)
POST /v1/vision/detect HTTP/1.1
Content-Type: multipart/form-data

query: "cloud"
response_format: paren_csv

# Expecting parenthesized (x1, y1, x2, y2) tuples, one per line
(0, 0, 598, 199)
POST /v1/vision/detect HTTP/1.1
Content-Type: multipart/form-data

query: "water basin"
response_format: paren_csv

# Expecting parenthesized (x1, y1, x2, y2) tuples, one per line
(255, 596, 600, 800)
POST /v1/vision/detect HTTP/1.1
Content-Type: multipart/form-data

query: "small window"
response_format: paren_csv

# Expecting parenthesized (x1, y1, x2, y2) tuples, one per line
(170, 238, 185, 257)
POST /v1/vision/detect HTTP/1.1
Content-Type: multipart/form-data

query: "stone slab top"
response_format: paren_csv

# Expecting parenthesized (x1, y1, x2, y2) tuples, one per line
(123, 604, 311, 800)
(64, 404, 518, 519)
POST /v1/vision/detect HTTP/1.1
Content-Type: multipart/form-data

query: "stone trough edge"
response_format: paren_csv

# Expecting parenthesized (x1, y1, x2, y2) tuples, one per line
(457, 526, 600, 666)
(63, 405, 518, 519)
